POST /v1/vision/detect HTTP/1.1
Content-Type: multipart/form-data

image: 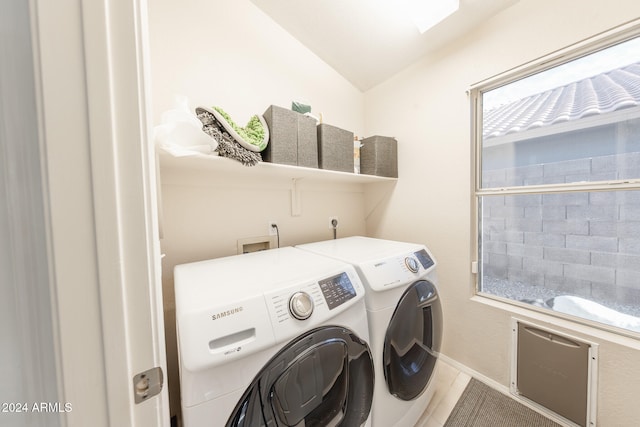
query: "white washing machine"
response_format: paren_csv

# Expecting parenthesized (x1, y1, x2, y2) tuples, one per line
(297, 237, 443, 427)
(174, 246, 375, 427)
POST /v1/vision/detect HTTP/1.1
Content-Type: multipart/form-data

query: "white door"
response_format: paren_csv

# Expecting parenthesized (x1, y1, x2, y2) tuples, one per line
(19, 0, 170, 426)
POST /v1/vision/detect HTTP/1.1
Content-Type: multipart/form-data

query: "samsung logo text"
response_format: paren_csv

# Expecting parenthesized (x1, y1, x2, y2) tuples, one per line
(212, 307, 243, 321)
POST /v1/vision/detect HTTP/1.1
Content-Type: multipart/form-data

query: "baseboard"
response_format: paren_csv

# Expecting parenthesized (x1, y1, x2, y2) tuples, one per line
(438, 353, 573, 427)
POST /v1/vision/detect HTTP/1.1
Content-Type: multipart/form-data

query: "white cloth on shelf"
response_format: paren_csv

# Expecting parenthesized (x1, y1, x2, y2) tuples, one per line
(153, 96, 218, 157)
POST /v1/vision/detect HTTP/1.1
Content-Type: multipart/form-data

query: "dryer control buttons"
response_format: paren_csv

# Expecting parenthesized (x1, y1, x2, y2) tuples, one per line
(289, 291, 314, 320)
(404, 257, 420, 273)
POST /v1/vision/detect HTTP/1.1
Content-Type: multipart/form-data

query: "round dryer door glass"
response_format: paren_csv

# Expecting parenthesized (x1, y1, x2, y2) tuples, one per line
(226, 326, 374, 427)
(383, 280, 442, 401)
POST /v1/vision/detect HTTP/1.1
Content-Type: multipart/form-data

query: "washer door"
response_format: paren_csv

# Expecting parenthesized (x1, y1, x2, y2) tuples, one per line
(383, 280, 442, 401)
(226, 326, 374, 427)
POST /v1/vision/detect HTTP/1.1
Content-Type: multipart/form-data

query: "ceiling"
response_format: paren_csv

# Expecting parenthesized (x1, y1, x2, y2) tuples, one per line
(251, 0, 520, 91)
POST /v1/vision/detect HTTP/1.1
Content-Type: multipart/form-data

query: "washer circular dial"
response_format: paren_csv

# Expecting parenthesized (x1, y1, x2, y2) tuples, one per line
(289, 291, 314, 320)
(404, 257, 419, 273)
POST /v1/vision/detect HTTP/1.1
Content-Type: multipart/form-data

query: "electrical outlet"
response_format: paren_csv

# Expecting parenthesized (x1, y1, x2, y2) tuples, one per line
(268, 221, 278, 236)
(329, 216, 339, 228)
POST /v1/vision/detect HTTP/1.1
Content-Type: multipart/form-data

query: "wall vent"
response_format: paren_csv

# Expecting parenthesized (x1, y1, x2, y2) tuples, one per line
(511, 318, 598, 427)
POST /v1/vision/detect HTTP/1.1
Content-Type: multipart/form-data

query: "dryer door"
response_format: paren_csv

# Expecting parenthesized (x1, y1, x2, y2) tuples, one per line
(226, 326, 374, 427)
(383, 280, 442, 401)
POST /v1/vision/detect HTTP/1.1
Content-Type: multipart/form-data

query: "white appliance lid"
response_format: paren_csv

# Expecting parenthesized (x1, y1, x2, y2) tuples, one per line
(297, 236, 425, 264)
(174, 246, 357, 311)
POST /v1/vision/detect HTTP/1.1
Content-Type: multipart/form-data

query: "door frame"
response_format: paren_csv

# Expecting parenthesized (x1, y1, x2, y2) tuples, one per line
(33, 0, 169, 425)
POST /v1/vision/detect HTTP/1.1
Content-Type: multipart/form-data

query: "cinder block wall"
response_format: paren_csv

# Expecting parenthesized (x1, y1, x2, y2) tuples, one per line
(481, 152, 640, 305)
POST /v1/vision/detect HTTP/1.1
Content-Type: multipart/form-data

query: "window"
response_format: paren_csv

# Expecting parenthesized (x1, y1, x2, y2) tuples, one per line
(471, 28, 640, 334)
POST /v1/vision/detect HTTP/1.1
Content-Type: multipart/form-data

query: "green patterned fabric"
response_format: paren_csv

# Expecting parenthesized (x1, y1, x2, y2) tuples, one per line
(196, 107, 261, 166)
(212, 106, 267, 151)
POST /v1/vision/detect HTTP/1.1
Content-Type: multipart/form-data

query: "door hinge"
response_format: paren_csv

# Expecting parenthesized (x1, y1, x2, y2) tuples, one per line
(133, 367, 163, 404)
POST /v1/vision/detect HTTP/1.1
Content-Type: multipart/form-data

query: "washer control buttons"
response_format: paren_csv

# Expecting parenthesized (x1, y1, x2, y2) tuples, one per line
(404, 257, 420, 273)
(288, 291, 314, 320)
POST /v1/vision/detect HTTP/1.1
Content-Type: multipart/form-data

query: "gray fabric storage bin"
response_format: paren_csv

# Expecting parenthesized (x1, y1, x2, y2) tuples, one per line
(262, 105, 318, 168)
(360, 135, 398, 177)
(317, 123, 354, 173)
(296, 114, 318, 168)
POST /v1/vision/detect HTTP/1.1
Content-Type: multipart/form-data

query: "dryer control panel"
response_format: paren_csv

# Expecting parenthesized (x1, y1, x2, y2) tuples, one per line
(359, 248, 436, 292)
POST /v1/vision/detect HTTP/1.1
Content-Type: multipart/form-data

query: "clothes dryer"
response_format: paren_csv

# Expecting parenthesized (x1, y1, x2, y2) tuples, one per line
(297, 237, 443, 427)
(174, 247, 374, 427)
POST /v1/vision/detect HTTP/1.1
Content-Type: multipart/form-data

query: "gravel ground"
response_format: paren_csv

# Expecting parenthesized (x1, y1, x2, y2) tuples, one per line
(482, 276, 640, 319)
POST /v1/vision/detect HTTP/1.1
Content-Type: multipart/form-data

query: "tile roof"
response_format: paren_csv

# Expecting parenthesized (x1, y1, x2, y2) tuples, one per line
(483, 63, 640, 140)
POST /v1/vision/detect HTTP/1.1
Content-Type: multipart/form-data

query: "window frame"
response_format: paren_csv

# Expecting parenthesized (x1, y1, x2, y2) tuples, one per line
(469, 19, 640, 335)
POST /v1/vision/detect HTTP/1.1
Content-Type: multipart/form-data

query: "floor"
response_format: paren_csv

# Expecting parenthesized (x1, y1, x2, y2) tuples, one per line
(415, 360, 472, 427)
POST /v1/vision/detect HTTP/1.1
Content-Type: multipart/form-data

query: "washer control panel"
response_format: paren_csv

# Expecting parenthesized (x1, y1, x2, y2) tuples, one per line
(319, 272, 357, 310)
(264, 267, 364, 343)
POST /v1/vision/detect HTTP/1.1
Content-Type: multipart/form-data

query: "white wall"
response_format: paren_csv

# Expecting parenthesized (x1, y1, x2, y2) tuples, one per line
(147, 0, 369, 416)
(364, 0, 640, 425)
(150, 0, 640, 423)
(149, 0, 363, 133)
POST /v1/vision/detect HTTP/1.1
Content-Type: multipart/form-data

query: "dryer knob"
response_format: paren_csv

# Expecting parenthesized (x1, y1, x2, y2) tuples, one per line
(289, 291, 314, 320)
(405, 257, 419, 273)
